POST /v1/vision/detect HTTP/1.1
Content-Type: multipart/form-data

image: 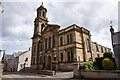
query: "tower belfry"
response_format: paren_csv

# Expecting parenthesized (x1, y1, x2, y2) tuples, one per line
(33, 2, 48, 37)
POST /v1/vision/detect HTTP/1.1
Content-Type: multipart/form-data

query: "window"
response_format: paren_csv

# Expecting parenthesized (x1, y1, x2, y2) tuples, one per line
(40, 56, 42, 64)
(97, 54, 100, 57)
(25, 58, 28, 62)
(70, 34, 73, 43)
(41, 24, 44, 31)
(61, 53, 63, 62)
(60, 37, 63, 46)
(43, 11, 45, 17)
(33, 57, 35, 64)
(67, 34, 73, 44)
(67, 35, 70, 44)
(53, 35, 55, 48)
(105, 48, 107, 51)
(49, 37, 51, 48)
(101, 47, 103, 53)
(96, 45, 99, 52)
(34, 46, 36, 53)
(68, 52, 70, 62)
(40, 45, 42, 51)
(87, 39, 90, 51)
(45, 38, 47, 50)
(71, 51, 74, 62)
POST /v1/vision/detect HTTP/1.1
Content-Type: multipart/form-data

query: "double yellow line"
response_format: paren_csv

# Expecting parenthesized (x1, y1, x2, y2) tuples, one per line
(3, 75, 14, 80)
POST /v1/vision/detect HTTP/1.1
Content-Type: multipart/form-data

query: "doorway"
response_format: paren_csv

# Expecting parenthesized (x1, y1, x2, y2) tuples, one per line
(48, 56, 52, 69)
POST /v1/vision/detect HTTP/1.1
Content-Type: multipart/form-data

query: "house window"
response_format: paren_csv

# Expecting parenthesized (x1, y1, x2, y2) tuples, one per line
(87, 39, 90, 51)
(60, 37, 63, 46)
(70, 34, 73, 43)
(96, 45, 99, 52)
(25, 58, 28, 62)
(68, 52, 70, 62)
(45, 38, 47, 50)
(49, 37, 51, 48)
(61, 53, 63, 62)
(53, 35, 55, 48)
(67, 35, 70, 44)
(101, 47, 103, 53)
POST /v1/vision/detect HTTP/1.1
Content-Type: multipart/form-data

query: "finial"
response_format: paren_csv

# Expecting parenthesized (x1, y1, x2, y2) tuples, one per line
(110, 21, 112, 26)
(42, 2, 43, 6)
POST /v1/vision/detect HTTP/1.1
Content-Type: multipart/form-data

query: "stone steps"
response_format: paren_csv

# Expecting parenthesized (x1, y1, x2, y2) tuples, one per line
(37, 70, 55, 76)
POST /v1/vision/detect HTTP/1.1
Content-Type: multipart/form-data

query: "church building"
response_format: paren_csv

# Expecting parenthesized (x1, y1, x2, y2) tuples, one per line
(31, 3, 111, 70)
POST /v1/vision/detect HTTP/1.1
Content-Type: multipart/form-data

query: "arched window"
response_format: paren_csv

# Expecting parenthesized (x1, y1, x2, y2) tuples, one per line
(43, 11, 45, 17)
(41, 24, 44, 31)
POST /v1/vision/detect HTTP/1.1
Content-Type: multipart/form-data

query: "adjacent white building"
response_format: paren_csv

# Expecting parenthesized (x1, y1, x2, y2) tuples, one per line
(4, 48, 32, 72)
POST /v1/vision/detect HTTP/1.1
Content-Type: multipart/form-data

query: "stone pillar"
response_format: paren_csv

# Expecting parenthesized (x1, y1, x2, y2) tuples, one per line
(73, 63, 79, 78)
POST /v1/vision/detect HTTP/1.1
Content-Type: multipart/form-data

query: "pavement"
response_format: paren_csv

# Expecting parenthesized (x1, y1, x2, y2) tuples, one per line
(1, 71, 79, 80)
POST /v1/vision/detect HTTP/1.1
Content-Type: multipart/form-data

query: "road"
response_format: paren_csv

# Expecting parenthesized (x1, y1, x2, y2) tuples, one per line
(2, 71, 79, 80)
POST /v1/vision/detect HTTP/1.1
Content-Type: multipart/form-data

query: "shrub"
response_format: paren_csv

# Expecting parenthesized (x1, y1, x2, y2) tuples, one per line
(103, 52, 112, 58)
(95, 57, 104, 70)
(102, 58, 114, 70)
(85, 62, 95, 70)
(80, 65, 86, 70)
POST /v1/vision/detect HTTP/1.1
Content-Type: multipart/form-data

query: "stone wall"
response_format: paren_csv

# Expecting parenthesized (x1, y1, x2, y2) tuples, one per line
(73, 63, 120, 79)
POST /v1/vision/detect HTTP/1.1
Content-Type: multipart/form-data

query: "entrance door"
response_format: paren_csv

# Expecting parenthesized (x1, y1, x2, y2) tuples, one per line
(48, 56, 52, 69)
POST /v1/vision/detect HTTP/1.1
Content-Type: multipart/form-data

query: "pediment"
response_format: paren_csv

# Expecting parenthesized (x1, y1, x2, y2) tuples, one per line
(42, 24, 60, 33)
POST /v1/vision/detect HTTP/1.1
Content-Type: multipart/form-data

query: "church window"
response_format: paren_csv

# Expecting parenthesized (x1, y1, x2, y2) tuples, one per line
(71, 51, 74, 62)
(45, 38, 47, 50)
(101, 47, 103, 53)
(87, 39, 90, 51)
(43, 11, 45, 17)
(60, 37, 63, 46)
(96, 45, 99, 52)
(40, 45, 42, 51)
(68, 52, 70, 62)
(40, 56, 42, 64)
(33, 57, 35, 64)
(70, 34, 73, 43)
(67, 35, 70, 44)
(53, 35, 55, 48)
(61, 53, 63, 62)
(49, 37, 51, 49)
(67, 34, 73, 44)
(34, 46, 36, 53)
(41, 24, 44, 31)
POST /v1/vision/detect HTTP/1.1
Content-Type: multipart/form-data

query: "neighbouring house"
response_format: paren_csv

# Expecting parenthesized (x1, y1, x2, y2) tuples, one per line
(4, 48, 32, 72)
(31, 3, 111, 71)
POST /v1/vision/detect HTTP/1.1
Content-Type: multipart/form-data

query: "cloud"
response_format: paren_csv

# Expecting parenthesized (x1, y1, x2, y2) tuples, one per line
(1, 1, 118, 54)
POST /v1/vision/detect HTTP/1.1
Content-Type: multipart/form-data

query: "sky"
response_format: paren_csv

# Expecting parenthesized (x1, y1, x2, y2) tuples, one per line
(0, 0, 119, 55)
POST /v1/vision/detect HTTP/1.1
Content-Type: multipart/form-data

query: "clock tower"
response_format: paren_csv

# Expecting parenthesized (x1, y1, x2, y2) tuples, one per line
(33, 2, 48, 37)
